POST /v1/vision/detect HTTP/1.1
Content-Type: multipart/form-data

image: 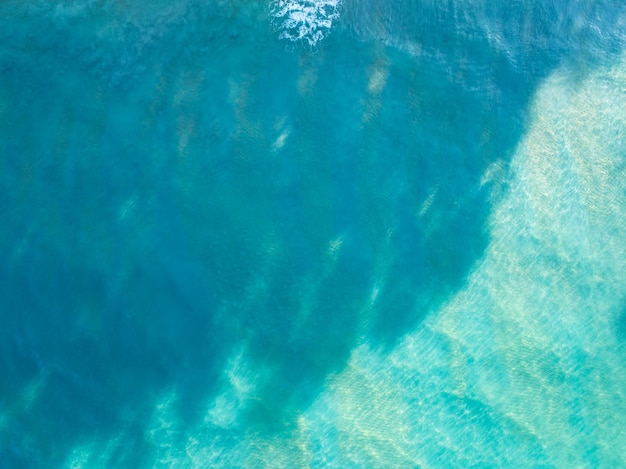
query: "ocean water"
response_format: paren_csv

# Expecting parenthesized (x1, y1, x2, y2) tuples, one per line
(1, 0, 626, 467)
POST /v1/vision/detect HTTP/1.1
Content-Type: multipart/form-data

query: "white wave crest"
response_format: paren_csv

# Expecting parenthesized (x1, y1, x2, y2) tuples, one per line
(270, 0, 341, 47)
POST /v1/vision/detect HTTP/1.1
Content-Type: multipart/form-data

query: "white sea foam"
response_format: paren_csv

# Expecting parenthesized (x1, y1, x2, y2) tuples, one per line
(270, 0, 341, 47)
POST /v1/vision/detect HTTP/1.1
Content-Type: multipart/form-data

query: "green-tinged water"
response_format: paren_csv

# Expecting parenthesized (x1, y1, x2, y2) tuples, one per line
(1, 1, 626, 467)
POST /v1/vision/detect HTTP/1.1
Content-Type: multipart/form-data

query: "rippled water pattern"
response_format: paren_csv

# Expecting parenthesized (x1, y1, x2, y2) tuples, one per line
(1, 0, 626, 467)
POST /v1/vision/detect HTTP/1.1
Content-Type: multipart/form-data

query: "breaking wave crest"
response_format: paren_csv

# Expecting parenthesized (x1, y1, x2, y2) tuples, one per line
(270, 0, 341, 47)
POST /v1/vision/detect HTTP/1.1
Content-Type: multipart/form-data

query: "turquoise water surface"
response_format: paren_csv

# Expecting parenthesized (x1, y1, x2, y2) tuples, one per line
(1, 1, 626, 467)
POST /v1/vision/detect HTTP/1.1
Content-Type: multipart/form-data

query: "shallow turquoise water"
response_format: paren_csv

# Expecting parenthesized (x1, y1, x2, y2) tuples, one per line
(1, 1, 626, 467)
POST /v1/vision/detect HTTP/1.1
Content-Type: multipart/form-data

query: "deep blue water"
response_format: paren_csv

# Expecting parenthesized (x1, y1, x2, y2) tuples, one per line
(1, 1, 626, 467)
